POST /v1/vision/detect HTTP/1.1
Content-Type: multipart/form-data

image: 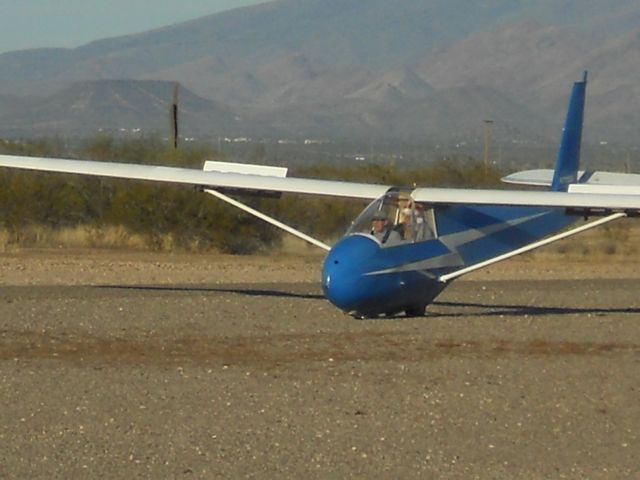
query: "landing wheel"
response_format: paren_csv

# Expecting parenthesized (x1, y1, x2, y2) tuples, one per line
(404, 305, 426, 317)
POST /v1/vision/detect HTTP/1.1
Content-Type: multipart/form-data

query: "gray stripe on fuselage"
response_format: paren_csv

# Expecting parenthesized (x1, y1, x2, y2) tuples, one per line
(439, 211, 548, 249)
(363, 211, 549, 277)
(364, 252, 464, 277)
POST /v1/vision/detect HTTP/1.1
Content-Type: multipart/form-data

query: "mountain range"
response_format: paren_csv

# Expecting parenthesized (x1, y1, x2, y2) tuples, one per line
(0, 0, 639, 146)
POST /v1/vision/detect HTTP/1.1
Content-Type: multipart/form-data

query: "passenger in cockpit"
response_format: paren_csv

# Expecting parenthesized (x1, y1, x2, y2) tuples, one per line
(396, 207, 412, 240)
(370, 211, 402, 245)
(400, 203, 435, 242)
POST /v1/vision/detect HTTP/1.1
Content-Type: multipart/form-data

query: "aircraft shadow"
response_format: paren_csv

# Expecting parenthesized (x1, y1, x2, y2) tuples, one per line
(95, 284, 324, 300)
(94, 286, 639, 318)
(429, 300, 640, 318)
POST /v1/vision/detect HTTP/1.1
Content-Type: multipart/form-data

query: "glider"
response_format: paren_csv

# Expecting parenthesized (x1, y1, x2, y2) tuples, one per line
(1, 72, 639, 317)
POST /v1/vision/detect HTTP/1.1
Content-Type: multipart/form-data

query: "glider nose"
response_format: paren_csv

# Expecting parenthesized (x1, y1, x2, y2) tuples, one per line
(322, 235, 379, 311)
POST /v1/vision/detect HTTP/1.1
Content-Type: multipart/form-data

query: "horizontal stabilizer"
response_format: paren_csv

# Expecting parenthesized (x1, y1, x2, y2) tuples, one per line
(503, 169, 640, 188)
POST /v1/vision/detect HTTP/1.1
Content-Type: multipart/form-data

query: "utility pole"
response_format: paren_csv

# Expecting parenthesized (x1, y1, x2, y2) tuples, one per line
(171, 83, 179, 150)
(483, 119, 494, 174)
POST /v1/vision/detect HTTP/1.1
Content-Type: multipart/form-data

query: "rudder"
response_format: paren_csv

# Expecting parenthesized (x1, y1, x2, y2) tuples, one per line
(550, 71, 588, 192)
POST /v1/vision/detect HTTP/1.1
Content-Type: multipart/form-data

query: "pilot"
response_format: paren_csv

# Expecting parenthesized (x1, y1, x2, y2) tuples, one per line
(370, 211, 402, 245)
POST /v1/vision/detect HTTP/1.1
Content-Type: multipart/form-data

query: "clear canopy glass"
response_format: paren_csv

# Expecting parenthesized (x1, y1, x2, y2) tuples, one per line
(346, 189, 437, 246)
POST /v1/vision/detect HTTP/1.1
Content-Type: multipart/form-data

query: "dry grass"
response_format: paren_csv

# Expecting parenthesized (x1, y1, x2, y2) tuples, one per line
(1, 220, 639, 258)
(533, 220, 639, 260)
(0, 225, 150, 252)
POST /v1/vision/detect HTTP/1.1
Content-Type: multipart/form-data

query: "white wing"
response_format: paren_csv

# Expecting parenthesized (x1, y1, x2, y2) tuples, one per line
(411, 187, 640, 212)
(0, 155, 390, 200)
(2, 154, 640, 212)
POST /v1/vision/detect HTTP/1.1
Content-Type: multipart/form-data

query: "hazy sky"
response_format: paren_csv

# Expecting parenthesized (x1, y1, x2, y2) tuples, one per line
(0, 0, 267, 53)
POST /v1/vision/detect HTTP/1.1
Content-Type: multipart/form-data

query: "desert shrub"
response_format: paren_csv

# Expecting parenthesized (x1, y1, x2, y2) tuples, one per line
(0, 137, 503, 252)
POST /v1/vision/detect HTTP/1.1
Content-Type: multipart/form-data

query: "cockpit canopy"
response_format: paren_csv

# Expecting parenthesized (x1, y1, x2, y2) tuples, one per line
(346, 188, 437, 246)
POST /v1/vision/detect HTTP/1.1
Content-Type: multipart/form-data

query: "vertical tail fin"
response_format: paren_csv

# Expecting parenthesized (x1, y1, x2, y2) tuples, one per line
(550, 72, 588, 192)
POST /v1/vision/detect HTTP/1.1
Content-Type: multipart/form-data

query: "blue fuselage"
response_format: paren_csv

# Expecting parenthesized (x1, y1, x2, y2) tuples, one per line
(322, 205, 575, 317)
(322, 234, 447, 316)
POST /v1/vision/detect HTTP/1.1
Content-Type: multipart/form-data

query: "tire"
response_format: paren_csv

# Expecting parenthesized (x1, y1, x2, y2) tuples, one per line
(404, 305, 425, 317)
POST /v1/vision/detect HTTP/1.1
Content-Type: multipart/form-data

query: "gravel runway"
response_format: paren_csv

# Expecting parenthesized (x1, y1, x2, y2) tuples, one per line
(0, 251, 639, 478)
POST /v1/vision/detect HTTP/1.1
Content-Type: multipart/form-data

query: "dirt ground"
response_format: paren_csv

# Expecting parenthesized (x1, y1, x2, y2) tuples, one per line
(0, 249, 639, 479)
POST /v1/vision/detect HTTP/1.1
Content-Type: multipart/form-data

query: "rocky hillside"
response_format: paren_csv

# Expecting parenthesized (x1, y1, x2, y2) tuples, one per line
(0, 0, 638, 144)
